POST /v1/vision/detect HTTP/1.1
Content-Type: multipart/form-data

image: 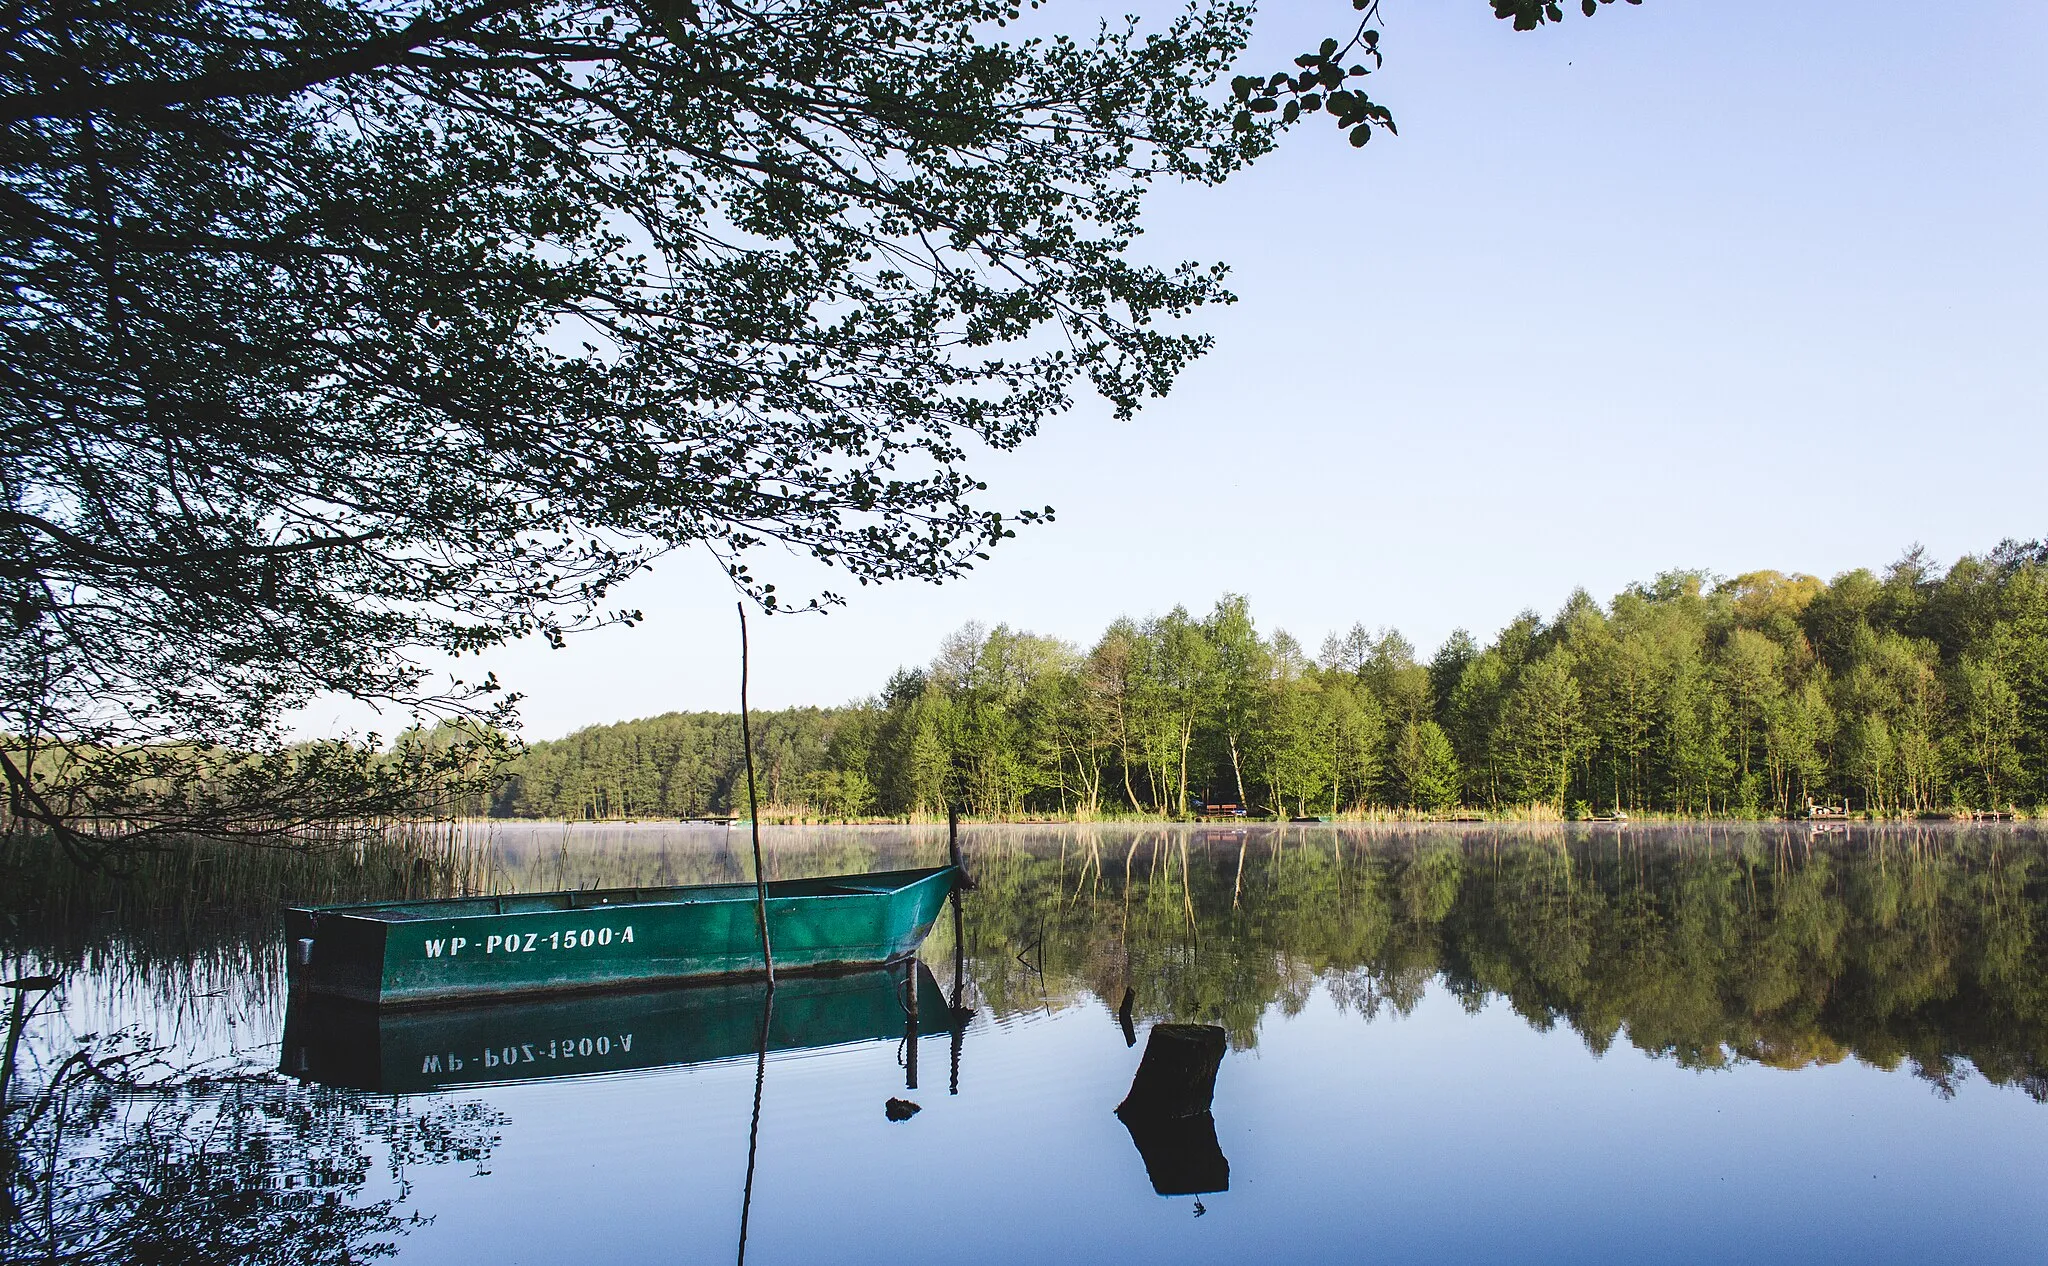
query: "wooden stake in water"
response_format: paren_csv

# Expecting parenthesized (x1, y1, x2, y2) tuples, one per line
(950, 892, 969, 1096)
(736, 985, 774, 1266)
(947, 801, 973, 889)
(902, 962, 920, 1092)
(737, 603, 774, 988)
(1, 975, 57, 1109)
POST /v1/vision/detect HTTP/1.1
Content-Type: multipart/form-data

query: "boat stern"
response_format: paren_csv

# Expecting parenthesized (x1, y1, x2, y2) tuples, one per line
(888, 865, 958, 959)
(285, 908, 392, 1004)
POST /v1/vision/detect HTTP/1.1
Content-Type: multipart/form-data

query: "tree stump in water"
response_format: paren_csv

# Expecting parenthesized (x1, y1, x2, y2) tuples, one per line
(1120, 1111, 1229, 1196)
(1115, 1023, 1230, 1196)
(1115, 1023, 1225, 1119)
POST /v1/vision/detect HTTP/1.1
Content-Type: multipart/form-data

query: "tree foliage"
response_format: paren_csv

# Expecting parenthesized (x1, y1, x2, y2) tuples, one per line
(1, 0, 1296, 845)
(1, 0, 1654, 849)
(496, 542, 2048, 821)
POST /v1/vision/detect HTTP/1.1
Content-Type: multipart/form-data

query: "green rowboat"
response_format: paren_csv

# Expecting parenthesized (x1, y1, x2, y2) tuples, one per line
(281, 962, 954, 1093)
(285, 865, 957, 1006)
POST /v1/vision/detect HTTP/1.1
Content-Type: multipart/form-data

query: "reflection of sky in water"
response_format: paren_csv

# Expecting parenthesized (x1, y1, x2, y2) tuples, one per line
(10, 823, 2048, 1264)
(382, 985, 2048, 1266)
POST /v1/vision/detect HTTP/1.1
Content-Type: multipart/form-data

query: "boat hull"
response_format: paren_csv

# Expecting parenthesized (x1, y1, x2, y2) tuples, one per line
(285, 866, 957, 1006)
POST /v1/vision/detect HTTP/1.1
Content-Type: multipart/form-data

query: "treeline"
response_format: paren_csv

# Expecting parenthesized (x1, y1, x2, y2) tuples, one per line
(488, 708, 847, 820)
(490, 540, 2048, 820)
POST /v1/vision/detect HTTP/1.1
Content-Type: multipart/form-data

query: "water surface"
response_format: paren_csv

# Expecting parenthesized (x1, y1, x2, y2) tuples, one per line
(7, 823, 2048, 1264)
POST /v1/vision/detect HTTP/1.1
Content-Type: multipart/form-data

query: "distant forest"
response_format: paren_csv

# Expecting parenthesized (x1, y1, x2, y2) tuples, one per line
(488, 541, 2048, 821)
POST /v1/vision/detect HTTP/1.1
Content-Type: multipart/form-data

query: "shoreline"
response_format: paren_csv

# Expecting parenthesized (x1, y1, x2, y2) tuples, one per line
(471, 810, 2038, 828)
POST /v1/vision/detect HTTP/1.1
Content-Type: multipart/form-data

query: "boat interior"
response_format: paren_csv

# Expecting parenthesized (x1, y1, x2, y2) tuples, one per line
(304, 867, 948, 923)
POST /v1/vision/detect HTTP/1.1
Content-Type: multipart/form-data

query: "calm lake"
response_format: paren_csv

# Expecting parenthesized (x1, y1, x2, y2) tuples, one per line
(8, 823, 2048, 1264)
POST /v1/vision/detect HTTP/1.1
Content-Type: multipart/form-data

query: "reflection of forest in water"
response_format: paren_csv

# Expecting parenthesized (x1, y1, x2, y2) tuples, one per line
(15, 823, 2048, 1090)
(954, 824, 2048, 1098)
(400, 820, 2048, 1094)
(6, 823, 2047, 1263)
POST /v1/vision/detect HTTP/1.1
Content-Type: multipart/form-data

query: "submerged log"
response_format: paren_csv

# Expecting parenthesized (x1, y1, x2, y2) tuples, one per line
(1115, 1023, 1225, 1119)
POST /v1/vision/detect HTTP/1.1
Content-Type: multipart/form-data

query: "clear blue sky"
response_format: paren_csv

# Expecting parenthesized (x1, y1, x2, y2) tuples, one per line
(305, 0, 2048, 741)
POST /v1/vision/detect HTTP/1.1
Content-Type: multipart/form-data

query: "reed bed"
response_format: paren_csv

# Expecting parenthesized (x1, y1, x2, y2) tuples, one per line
(0, 818, 495, 967)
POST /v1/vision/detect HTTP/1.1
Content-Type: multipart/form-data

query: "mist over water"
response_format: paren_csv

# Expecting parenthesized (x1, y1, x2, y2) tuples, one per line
(8, 823, 2048, 1264)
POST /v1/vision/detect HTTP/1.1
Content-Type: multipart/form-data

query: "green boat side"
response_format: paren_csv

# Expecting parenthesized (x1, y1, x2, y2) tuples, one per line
(286, 865, 957, 1006)
(281, 962, 955, 1093)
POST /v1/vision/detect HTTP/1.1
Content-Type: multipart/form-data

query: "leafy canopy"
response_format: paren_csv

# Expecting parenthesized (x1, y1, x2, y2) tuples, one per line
(0, 0, 1635, 845)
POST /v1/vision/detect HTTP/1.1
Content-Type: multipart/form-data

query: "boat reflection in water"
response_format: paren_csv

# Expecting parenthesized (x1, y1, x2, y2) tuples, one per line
(281, 961, 955, 1094)
(281, 959, 960, 1264)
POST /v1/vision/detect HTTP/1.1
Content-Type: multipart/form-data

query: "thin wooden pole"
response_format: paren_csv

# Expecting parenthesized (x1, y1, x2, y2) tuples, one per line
(736, 985, 774, 1266)
(737, 603, 774, 988)
(949, 891, 967, 1096)
(0, 977, 56, 1110)
(946, 802, 972, 888)
(950, 886, 967, 1010)
(0, 988, 27, 1109)
(903, 963, 919, 1092)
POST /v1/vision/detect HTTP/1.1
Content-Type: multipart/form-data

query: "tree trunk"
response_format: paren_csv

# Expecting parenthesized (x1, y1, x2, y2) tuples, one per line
(1176, 717, 1192, 817)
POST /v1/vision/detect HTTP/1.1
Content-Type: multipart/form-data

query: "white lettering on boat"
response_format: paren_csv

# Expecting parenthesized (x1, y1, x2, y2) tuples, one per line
(469, 924, 637, 954)
(425, 939, 444, 957)
(477, 1032, 633, 1068)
